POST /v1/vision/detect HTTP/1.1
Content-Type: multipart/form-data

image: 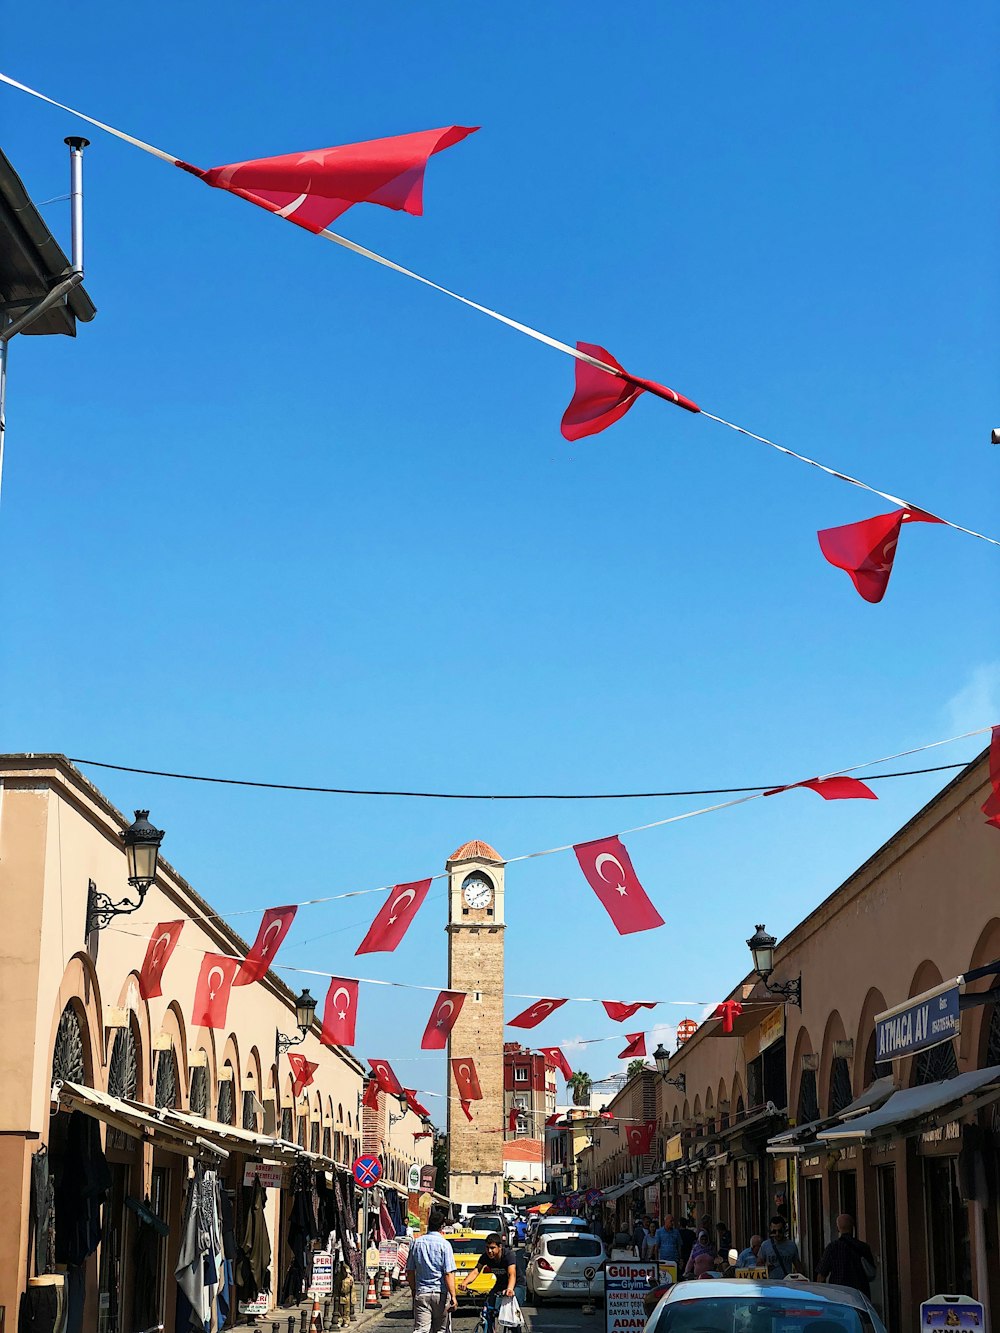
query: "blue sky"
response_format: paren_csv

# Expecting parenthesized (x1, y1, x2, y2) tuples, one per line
(1, 2, 997, 1113)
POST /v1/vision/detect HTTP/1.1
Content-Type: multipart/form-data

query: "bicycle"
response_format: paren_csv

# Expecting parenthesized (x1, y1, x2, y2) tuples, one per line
(470, 1291, 502, 1333)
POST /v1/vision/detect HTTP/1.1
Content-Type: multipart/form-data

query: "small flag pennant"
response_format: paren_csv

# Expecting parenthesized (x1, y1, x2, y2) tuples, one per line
(287, 1052, 319, 1098)
(711, 1001, 744, 1034)
(192, 953, 241, 1029)
(618, 1032, 646, 1060)
(539, 1047, 574, 1081)
(421, 990, 466, 1050)
(602, 1000, 657, 1023)
(507, 998, 567, 1029)
(138, 920, 184, 1000)
(625, 1120, 656, 1157)
(370, 1059, 404, 1096)
(765, 776, 877, 801)
(451, 1058, 482, 1101)
(817, 507, 941, 603)
(236, 904, 297, 985)
(355, 878, 432, 956)
(320, 977, 360, 1047)
(561, 342, 700, 442)
(573, 836, 664, 935)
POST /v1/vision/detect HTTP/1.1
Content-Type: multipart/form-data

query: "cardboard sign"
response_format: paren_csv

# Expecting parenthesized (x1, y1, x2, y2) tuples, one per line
(239, 1297, 269, 1316)
(310, 1252, 334, 1295)
(243, 1161, 283, 1190)
(605, 1260, 658, 1333)
(734, 1266, 769, 1279)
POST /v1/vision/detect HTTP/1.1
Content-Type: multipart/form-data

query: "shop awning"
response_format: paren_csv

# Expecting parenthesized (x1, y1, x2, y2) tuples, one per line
(58, 1083, 227, 1160)
(767, 1077, 897, 1156)
(143, 1104, 299, 1161)
(602, 1170, 660, 1201)
(818, 1065, 1000, 1143)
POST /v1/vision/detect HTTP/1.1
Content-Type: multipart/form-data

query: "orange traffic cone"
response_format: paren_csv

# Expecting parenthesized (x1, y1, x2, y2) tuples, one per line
(365, 1273, 379, 1309)
(311, 1293, 323, 1333)
(380, 1270, 391, 1299)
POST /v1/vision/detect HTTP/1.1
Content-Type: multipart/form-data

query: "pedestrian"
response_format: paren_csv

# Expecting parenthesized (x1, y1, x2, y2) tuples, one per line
(514, 1216, 527, 1245)
(816, 1214, 876, 1295)
(678, 1216, 696, 1267)
(631, 1215, 648, 1255)
(734, 1234, 763, 1270)
(682, 1230, 717, 1277)
(405, 1207, 458, 1333)
(715, 1221, 732, 1259)
(640, 1218, 657, 1260)
(758, 1215, 803, 1280)
(651, 1214, 683, 1269)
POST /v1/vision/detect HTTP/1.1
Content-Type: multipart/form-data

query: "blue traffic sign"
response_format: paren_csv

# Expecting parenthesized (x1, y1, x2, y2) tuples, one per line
(353, 1154, 382, 1188)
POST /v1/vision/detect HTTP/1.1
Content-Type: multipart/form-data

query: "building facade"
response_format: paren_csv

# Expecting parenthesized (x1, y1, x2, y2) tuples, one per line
(0, 755, 432, 1331)
(503, 1042, 556, 1139)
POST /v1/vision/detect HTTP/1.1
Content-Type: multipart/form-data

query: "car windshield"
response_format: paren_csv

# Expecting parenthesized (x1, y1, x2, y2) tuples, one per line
(540, 1220, 586, 1232)
(546, 1237, 603, 1257)
(448, 1239, 486, 1255)
(655, 1297, 877, 1333)
(471, 1216, 503, 1233)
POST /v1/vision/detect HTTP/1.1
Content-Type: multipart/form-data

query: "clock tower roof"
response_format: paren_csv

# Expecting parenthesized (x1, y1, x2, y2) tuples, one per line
(448, 839, 504, 865)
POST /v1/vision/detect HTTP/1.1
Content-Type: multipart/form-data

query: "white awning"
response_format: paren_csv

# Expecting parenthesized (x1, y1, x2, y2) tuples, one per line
(57, 1082, 227, 1160)
(768, 1077, 898, 1155)
(141, 1104, 299, 1160)
(818, 1065, 1000, 1143)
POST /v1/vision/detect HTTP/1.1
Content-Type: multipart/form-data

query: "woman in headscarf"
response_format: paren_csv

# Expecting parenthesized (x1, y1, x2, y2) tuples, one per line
(682, 1229, 717, 1278)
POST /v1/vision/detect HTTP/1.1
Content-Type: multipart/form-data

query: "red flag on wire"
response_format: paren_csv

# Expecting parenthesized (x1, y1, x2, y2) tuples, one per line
(180, 127, 477, 235)
(765, 776, 877, 801)
(404, 1088, 431, 1119)
(817, 508, 941, 603)
(625, 1120, 657, 1157)
(236, 905, 297, 985)
(618, 1032, 646, 1060)
(460, 1100, 474, 1122)
(602, 1000, 657, 1023)
(573, 836, 664, 935)
(287, 1052, 319, 1098)
(355, 878, 432, 956)
(370, 1060, 405, 1096)
(192, 953, 241, 1029)
(539, 1047, 574, 1081)
(421, 990, 466, 1050)
(545, 1113, 562, 1128)
(362, 1080, 380, 1110)
(320, 977, 360, 1047)
(561, 342, 700, 442)
(452, 1059, 483, 1101)
(507, 998, 567, 1029)
(982, 726, 1000, 831)
(508, 1107, 518, 1132)
(711, 1001, 744, 1035)
(138, 920, 184, 1000)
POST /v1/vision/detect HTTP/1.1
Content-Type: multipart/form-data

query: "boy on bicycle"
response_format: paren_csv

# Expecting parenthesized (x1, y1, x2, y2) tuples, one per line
(459, 1232, 518, 1312)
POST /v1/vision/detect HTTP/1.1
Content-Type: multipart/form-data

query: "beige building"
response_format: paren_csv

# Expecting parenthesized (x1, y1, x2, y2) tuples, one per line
(0, 755, 432, 1331)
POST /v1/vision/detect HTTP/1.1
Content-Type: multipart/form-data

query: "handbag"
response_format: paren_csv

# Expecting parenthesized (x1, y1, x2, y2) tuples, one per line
(860, 1252, 877, 1281)
(497, 1294, 523, 1328)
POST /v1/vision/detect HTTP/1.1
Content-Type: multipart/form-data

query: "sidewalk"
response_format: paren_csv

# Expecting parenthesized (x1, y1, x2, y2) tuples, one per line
(250, 1284, 412, 1332)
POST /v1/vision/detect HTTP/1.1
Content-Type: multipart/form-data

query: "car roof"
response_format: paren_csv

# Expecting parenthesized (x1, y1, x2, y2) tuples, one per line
(662, 1279, 870, 1309)
(538, 1215, 587, 1224)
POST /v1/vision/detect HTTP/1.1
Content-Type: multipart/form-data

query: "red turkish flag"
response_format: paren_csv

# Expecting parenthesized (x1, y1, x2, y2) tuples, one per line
(507, 998, 567, 1029)
(420, 990, 466, 1050)
(602, 1001, 657, 1023)
(817, 507, 941, 603)
(765, 776, 877, 801)
(355, 879, 432, 956)
(192, 953, 241, 1029)
(404, 1088, 431, 1119)
(508, 1107, 518, 1132)
(460, 1099, 474, 1122)
(545, 1112, 562, 1128)
(180, 127, 477, 235)
(138, 920, 184, 1000)
(539, 1047, 574, 1081)
(287, 1052, 319, 1098)
(625, 1120, 656, 1157)
(711, 1001, 744, 1034)
(451, 1058, 483, 1101)
(573, 837, 664, 935)
(320, 977, 360, 1047)
(362, 1080, 380, 1110)
(618, 1032, 646, 1059)
(370, 1059, 404, 1096)
(236, 905, 297, 985)
(981, 726, 1000, 831)
(561, 342, 700, 442)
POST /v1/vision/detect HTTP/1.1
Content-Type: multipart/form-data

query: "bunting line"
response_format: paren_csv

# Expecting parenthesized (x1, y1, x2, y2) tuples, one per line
(2, 70, 996, 551)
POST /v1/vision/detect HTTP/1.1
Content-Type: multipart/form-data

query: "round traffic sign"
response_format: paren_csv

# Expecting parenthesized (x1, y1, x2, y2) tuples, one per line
(353, 1154, 382, 1188)
(583, 1266, 597, 1282)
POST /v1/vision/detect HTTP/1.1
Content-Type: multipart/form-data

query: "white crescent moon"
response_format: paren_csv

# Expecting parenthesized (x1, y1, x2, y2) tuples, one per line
(594, 853, 626, 887)
(151, 932, 173, 963)
(333, 986, 352, 1012)
(437, 999, 455, 1020)
(375, 1063, 391, 1082)
(275, 191, 309, 219)
(208, 966, 225, 991)
(261, 919, 284, 949)
(457, 1062, 473, 1080)
(533, 1001, 554, 1017)
(390, 888, 417, 915)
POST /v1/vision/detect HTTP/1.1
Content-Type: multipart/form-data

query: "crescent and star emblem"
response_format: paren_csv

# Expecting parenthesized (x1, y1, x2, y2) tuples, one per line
(259, 919, 284, 957)
(594, 853, 628, 897)
(207, 965, 225, 1000)
(457, 1061, 473, 1083)
(387, 888, 416, 927)
(333, 986, 352, 1022)
(435, 999, 455, 1028)
(151, 932, 173, 966)
(873, 537, 898, 574)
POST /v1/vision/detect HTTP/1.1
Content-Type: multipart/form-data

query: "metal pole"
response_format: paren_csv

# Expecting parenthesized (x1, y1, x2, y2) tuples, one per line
(0, 312, 8, 502)
(361, 1189, 370, 1291)
(64, 136, 89, 273)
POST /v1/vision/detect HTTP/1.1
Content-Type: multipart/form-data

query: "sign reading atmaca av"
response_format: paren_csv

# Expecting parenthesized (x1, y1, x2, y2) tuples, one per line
(875, 979, 961, 1061)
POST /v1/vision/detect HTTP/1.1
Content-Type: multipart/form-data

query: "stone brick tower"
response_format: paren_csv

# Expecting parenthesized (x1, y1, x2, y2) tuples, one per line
(446, 840, 505, 1205)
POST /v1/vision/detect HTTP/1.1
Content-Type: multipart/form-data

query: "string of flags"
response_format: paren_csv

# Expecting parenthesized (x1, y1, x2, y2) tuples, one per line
(1, 72, 997, 603)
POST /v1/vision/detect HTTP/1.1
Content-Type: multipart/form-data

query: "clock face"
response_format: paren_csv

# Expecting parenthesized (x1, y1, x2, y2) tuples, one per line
(462, 874, 494, 909)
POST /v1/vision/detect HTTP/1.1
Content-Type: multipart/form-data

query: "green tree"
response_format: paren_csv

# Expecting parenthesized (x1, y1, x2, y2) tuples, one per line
(627, 1059, 649, 1080)
(567, 1071, 592, 1106)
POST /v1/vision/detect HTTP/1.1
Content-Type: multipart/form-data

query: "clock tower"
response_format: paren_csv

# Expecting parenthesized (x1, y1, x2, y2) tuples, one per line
(446, 839, 505, 1206)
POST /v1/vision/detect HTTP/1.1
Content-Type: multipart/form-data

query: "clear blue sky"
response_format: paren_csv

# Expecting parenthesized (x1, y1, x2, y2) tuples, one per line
(2, 2, 997, 1112)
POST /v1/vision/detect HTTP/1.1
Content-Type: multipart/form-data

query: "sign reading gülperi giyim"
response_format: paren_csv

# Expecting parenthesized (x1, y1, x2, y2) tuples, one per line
(875, 978, 961, 1062)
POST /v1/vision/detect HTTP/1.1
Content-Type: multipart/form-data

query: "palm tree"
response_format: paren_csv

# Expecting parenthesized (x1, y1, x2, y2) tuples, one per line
(567, 1071, 592, 1106)
(626, 1059, 648, 1080)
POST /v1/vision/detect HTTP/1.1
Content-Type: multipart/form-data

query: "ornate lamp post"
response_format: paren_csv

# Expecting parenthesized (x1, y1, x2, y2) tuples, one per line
(87, 810, 165, 931)
(746, 923, 802, 1007)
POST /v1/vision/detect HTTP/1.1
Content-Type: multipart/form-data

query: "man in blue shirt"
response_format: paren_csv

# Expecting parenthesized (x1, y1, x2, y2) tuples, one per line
(734, 1234, 763, 1270)
(651, 1214, 682, 1268)
(406, 1209, 458, 1333)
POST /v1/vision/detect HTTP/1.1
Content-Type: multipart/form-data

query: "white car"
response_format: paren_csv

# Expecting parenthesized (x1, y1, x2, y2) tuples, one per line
(529, 1215, 591, 1252)
(646, 1277, 886, 1332)
(526, 1232, 606, 1304)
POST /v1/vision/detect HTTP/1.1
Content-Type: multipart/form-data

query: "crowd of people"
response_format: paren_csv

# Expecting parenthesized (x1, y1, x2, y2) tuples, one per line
(619, 1210, 876, 1292)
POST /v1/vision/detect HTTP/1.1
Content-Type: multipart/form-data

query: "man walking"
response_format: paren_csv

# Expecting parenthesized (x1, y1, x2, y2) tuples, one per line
(651, 1214, 683, 1271)
(817, 1214, 876, 1295)
(758, 1216, 802, 1279)
(406, 1208, 458, 1333)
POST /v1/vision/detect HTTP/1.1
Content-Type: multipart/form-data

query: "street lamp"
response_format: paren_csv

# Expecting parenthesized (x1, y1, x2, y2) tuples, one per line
(388, 1093, 411, 1128)
(87, 810, 165, 931)
(276, 988, 318, 1055)
(652, 1044, 686, 1092)
(746, 923, 802, 1007)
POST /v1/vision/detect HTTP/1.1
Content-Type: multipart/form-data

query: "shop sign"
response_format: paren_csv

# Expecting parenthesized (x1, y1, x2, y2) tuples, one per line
(310, 1252, 334, 1294)
(920, 1295, 985, 1329)
(772, 1158, 787, 1183)
(243, 1161, 283, 1190)
(736, 1161, 748, 1188)
(408, 1163, 421, 1190)
(665, 1133, 683, 1163)
(724, 1164, 733, 1188)
(239, 1294, 269, 1315)
(803, 1155, 821, 1169)
(419, 1165, 437, 1192)
(605, 1261, 658, 1333)
(734, 1267, 768, 1279)
(921, 1121, 961, 1147)
(759, 1007, 785, 1052)
(875, 980, 960, 1061)
(644, 1184, 659, 1218)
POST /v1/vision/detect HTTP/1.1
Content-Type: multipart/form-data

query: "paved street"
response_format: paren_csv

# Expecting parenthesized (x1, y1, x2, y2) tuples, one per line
(364, 1298, 604, 1333)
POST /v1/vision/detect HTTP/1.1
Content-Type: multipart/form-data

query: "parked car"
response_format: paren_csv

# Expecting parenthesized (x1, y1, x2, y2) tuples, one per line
(529, 1215, 591, 1252)
(645, 1278, 887, 1333)
(446, 1227, 500, 1301)
(463, 1212, 509, 1243)
(526, 1232, 606, 1305)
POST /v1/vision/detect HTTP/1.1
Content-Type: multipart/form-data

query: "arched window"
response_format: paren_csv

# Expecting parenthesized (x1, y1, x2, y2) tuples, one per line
(986, 1005, 1000, 1067)
(155, 1048, 179, 1110)
(52, 1005, 86, 1085)
(828, 1058, 853, 1116)
(311, 1121, 320, 1153)
(243, 1091, 258, 1132)
(323, 1127, 332, 1158)
(914, 1041, 959, 1086)
(107, 1023, 139, 1150)
(798, 1068, 819, 1124)
(218, 1069, 235, 1125)
(281, 1106, 293, 1140)
(297, 1115, 307, 1148)
(190, 1065, 209, 1116)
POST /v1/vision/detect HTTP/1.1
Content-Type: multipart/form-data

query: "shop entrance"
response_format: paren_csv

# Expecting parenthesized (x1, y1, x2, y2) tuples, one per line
(923, 1156, 972, 1297)
(876, 1165, 900, 1333)
(803, 1176, 825, 1276)
(836, 1169, 857, 1223)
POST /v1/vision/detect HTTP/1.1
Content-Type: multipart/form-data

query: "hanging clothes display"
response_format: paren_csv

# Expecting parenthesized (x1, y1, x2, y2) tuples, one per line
(279, 1161, 317, 1305)
(316, 1173, 336, 1245)
(176, 1164, 223, 1333)
(333, 1170, 363, 1286)
(235, 1177, 271, 1301)
(53, 1110, 111, 1333)
(29, 1146, 56, 1276)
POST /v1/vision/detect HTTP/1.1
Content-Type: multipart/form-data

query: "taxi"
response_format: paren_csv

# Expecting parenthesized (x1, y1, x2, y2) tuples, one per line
(446, 1228, 496, 1299)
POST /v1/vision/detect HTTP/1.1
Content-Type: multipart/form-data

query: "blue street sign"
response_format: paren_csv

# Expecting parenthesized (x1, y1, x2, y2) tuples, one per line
(353, 1154, 382, 1188)
(876, 981, 960, 1062)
